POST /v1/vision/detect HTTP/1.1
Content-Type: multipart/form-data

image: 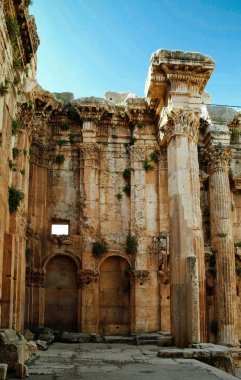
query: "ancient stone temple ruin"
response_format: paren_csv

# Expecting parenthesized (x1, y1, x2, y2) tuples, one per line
(1, 0, 241, 349)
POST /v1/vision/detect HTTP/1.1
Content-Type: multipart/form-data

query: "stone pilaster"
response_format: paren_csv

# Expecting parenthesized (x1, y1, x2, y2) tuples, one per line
(205, 145, 238, 346)
(79, 142, 100, 269)
(78, 269, 99, 333)
(166, 108, 200, 347)
(129, 145, 148, 333)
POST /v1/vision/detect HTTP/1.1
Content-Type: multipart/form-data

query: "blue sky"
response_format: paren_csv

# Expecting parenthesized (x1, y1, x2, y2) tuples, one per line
(31, 0, 241, 107)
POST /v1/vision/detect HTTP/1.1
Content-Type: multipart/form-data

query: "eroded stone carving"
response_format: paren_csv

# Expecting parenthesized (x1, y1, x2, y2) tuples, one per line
(203, 144, 232, 174)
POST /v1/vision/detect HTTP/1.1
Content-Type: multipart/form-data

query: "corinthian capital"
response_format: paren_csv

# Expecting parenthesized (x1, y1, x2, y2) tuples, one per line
(79, 143, 100, 159)
(163, 108, 199, 143)
(129, 145, 146, 162)
(202, 144, 232, 174)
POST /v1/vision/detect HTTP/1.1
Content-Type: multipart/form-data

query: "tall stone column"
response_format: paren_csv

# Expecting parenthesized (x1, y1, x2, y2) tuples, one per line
(166, 109, 200, 347)
(79, 142, 100, 333)
(189, 134, 207, 342)
(205, 145, 238, 346)
(129, 145, 149, 333)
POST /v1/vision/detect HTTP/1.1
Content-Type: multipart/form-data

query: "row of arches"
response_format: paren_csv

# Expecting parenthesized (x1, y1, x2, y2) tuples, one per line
(44, 255, 131, 333)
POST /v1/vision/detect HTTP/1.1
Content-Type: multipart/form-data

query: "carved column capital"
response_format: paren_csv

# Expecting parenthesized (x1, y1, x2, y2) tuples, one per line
(163, 108, 199, 144)
(132, 270, 150, 285)
(202, 144, 232, 174)
(77, 269, 99, 288)
(129, 145, 146, 162)
(26, 267, 46, 287)
(79, 143, 100, 159)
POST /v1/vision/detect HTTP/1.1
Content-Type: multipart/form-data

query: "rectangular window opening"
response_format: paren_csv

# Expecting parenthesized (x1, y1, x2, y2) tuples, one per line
(51, 224, 69, 235)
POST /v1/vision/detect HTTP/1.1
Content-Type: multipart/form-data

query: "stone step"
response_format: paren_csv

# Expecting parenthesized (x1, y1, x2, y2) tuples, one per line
(103, 336, 136, 344)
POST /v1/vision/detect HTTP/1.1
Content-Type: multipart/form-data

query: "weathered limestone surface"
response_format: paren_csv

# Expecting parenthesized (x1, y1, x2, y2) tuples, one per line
(205, 145, 238, 346)
(1, 0, 241, 352)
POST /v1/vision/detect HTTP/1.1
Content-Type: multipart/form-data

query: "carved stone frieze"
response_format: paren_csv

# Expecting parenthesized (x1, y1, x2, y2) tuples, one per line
(233, 174, 241, 191)
(79, 143, 100, 160)
(163, 108, 200, 144)
(132, 270, 150, 285)
(129, 145, 146, 162)
(202, 144, 232, 174)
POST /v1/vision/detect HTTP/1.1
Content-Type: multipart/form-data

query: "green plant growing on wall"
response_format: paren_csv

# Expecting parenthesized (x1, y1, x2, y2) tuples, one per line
(143, 159, 154, 171)
(57, 139, 69, 146)
(12, 147, 20, 159)
(123, 167, 131, 181)
(129, 136, 137, 146)
(25, 0, 33, 7)
(6, 16, 19, 43)
(68, 133, 76, 142)
(23, 148, 27, 156)
(12, 118, 22, 135)
(234, 242, 241, 248)
(0, 80, 9, 96)
(230, 128, 240, 144)
(92, 242, 108, 258)
(66, 105, 80, 122)
(116, 192, 123, 200)
(8, 186, 24, 213)
(55, 154, 65, 165)
(208, 249, 216, 277)
(123, 184, 131, 197)
(25, 245, 32, 257)
(8, 160, 16, 171)
(135, 120, 144, 129)
(59, 123, 70, 131)
(125, 233, 138, 255)
(6, 15, 23, 71)
(20, 169, 25, 175)
(150, 149, 160, 163)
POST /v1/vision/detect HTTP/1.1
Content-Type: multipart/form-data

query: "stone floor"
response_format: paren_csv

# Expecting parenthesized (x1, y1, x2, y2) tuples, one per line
(7, 342, 240, 380)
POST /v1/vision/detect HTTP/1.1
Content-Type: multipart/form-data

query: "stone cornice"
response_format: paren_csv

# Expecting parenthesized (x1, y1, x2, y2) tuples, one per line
(4, 0, 40, 65)
(202, 144, 232, 174)
(145, 49, 215, 108)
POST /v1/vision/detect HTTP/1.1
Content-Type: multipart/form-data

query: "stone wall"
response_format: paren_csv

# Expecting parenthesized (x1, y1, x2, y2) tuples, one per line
(1, 1, 241, 346)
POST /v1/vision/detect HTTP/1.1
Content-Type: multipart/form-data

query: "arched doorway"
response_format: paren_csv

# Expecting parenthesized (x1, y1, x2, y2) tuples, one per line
(99, 256, 131, 335)
(44, 255, 78, 331)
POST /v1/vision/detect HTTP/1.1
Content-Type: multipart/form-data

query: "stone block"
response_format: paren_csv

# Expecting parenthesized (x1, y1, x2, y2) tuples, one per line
(60, 332, 91, 343)
(0, 329, 36, 370)
(35, 340, 48, 351)
(20, 330, 35, 342)
(37, 334, 54, 345)
(157, 335, 173, 347)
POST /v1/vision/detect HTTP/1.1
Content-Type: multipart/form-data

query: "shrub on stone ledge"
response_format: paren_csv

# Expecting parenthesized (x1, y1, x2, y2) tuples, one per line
(92, 242, 108, 258)
(55, 154, 65, 165)
(0, 81, 9, 96)
(8, 186, 24, 213)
